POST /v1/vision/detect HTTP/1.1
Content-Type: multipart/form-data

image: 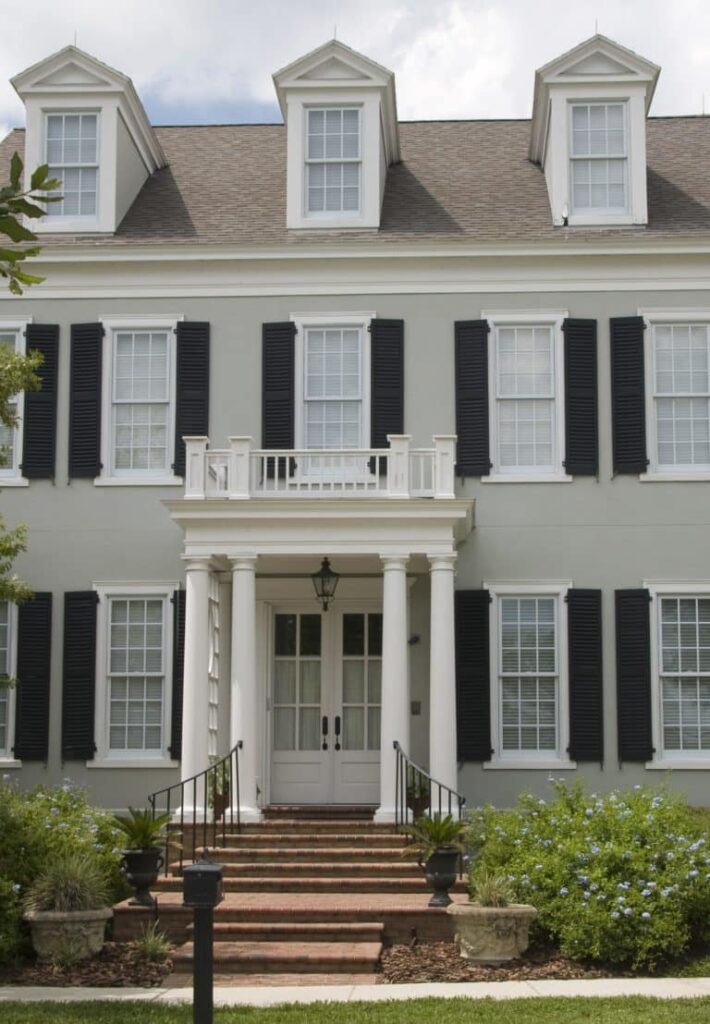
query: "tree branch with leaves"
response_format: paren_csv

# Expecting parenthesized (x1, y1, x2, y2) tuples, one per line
(0, 152, 61, 294)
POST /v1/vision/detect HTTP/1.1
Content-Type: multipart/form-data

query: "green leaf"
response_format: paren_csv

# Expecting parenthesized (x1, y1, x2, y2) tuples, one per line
(11, 199, 46, 219)
(8, 277, 21, 295)
(10, 152, 22, 190)
(0, 216, 37, 243)
(0, 247, 23, 263)
(29, 164, 49, 189)
(13, 269, 44, 286)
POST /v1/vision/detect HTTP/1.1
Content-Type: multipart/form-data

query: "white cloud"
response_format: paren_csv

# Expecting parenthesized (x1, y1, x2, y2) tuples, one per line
(1, 0, 710, 146)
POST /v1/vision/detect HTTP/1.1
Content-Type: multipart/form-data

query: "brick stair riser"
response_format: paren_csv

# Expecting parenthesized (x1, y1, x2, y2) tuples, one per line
(169, 862, 419, 878)
(155, 876, 465, 893)
(186, 923, 384, 942)
(241, 822, 392, 834)
(202, 846, 408, 861)
(215, 835, 406, 849)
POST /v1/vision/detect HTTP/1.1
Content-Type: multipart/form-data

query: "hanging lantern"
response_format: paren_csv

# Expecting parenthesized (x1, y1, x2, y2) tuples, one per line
(311, 557, 340, 611)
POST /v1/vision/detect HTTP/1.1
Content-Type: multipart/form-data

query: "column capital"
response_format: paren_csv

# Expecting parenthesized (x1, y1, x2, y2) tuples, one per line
(182, 555, 212, 573)
(228, 555, 258, 572)
(380, 554, 409, 571)
(428, 552, 457, 573)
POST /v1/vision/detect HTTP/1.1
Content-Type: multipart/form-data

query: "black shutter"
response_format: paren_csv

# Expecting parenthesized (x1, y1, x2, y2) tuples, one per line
(22, 325, 59, 479)
(69, 323, 103, 478)
(611, 317, 648, 474)
(616, 589, 653, 761)
(262, 322, 296, 479)
(370, 319, 404, 448)
(174, 321, 210, 477)
(169, 589, 185, 760)
(563, 319, 598, 476)
(455, 590, 492, 761)
(567, 589, 603, 762)
(455, 320, 491, 476)
(13, 593, 52, 761)
(61, 591, 98, 760)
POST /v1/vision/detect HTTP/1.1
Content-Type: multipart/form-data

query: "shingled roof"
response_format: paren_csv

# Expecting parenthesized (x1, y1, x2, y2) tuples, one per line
(2, 116, 710, 247)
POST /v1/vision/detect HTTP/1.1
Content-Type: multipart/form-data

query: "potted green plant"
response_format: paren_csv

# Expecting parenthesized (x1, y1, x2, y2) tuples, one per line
(406, 777, 430, 819)
(447, 868, 537, 963)
(208, 762, 231, 822)
(114, 807, 170, 907)
(22, 853, 112, 961)
(404, 813, 465, 907)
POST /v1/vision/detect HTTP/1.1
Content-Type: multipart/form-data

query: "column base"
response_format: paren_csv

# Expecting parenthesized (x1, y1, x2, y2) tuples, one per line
(373, 806, 398, 825)
(228, 804, 263, 824)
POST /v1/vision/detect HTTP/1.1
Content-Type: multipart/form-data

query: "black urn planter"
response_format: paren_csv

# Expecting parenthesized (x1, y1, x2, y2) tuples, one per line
(421, 849, 460, 907)
(121, 848, 164, 907)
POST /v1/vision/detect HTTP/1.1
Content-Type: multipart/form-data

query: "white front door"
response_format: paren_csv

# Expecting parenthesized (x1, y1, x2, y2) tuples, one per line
(269, 607, 382, 804)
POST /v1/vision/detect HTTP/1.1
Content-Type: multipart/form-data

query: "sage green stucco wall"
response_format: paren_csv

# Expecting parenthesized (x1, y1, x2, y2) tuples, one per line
(2, 288, 709, 809)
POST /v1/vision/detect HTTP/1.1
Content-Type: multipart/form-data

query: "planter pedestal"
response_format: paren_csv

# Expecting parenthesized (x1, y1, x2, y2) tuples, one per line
(24, 908, 113, 962)
(447, 903, 537, 963)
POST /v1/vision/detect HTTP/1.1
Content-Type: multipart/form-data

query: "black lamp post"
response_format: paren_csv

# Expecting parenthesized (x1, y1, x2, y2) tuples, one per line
(182, 858, 224, 1024)
(311, 557, 340, 611)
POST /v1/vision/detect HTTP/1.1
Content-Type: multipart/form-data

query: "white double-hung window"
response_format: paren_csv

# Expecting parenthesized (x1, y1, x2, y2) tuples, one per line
(304, 326, 362, 450)
(45, 112, 99, 218)
(306, 108, 361, 215)
(650, 321, 710, 473)
(570, 102, 627, 214)
(0, 324, 27, 482)
(0, 601, 17, 758)
(487, 314, 566, 478)
(486, 583, 572, 767)
(94, 584, 175, 764)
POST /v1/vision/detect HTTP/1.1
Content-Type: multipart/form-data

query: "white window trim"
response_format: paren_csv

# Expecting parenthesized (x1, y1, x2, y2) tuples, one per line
(96, 316, 183, 485)
(644, 580, 710, 770)
(0, 316, 32, 487)
(292, 312, 374, 461)
(0, 601, 19, 764)
(481, 311, 570, 482)
(483, 581, 575, 770)
(639, 309, 710, 481)
(90, 581, 179, 768)
(568, 100, 630, 219)
(304, 105, 362, 219)
(41, 109, 101, 228)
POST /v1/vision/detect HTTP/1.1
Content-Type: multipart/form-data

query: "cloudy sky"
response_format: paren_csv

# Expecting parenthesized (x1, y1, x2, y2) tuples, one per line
(1, 0, 709, 139)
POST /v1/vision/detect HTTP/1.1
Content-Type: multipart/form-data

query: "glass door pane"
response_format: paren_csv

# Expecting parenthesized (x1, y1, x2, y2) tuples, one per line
(341, 613, 382, 751)
(273, 613, 322, 751)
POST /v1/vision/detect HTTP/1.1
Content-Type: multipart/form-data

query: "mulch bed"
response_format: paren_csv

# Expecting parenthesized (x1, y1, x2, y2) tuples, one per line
(380, 941, 616, 984)
(0, 942, 173, 988)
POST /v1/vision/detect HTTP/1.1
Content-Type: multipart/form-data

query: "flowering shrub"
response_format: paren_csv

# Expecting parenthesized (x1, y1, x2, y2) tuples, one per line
(0, 776, 126, 963)
(466, 782, 710, 968)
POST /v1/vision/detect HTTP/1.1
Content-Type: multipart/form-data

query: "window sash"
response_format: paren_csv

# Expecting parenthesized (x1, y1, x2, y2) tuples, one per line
(107, 596, 166, 755)
(652, 324, 710, 471)
(658, 596, 710, 755)
(569, 103, 627, 213)
(493, 325, 557, 473)
(303, 327, 363, 452)
(110, 329, 172, 476)
(305, 107, 361, 214)
(0, 600, 10, 755)
(0, 330, 23, 478)
(45, 112, 99, 218)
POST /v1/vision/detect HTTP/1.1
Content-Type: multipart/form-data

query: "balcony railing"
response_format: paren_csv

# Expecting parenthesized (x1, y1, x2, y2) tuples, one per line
(183, 434, 456, 500)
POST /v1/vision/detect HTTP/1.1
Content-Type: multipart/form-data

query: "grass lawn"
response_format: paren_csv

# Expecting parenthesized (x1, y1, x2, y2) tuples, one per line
(2, 999, 710, 1024)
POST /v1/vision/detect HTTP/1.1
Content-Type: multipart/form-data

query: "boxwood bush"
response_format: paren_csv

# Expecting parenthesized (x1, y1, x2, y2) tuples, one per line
(0, 777, 126, 964)
(466, 782, 710, 969)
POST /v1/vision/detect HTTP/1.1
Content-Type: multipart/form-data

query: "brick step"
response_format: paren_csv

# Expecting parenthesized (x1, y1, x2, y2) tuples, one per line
(263, 805, 376, 821)
(240, 820, 392, 834)
(198, 846, 409, 863)
(170, 861, 419, 878)
(172, 939, 381, 973)
(186, 921, 384, 943)
(155, 875, 462, 894)
(213, 833, 406, 849)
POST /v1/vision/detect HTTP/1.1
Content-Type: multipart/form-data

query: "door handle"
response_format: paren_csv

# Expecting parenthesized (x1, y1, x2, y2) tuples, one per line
(334, 715, 341, 751)
(322, 715, 328, 751)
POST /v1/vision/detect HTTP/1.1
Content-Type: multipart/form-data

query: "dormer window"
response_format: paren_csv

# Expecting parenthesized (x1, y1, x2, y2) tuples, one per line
(46, 111, 99, 217)
(570, 102, 627, 214)
(306, 108, 360, 215)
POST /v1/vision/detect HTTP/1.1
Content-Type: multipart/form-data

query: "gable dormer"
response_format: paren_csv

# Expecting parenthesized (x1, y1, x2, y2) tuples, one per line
(529, 34, 660, 227)
(12, 46, 165, 234)
(273, 40, 400, 231)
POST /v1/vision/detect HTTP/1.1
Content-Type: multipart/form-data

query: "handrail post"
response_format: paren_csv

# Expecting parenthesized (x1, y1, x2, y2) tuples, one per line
(386, 435, 411, 497)
(184, 436, 209, 498)
(433, 435, 456, 499)
(228, 437, 252, 499)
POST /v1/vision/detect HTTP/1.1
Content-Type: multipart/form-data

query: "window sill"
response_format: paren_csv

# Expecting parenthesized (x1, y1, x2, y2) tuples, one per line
(481, 474, 573, 484)
(639, 472, 710, 482)
(0, 477, 29, 488)
(93, 477, 184, 487)
(86, 758, 179, 769)
(483, 759, 577, 771)
(645, 759, 710, 770)
(0, 759, 22, 769)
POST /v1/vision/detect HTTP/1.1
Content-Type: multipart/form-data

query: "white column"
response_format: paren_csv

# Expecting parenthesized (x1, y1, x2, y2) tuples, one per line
(428, 553, 458, 796)
(375, 554, 410, 823)
(229, 556, 261, 822)
(180, 557, 211, 812)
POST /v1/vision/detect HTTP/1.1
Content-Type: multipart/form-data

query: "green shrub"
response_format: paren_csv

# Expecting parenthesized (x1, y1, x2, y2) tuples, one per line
(23, 853, 110, 913)
(131, 921, 172, 963)
(0, 777, 126, 963)
(466, 781, 710, 969)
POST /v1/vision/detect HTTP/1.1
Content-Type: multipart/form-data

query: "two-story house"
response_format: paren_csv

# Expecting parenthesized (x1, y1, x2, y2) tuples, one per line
(1, 33, 709, 818)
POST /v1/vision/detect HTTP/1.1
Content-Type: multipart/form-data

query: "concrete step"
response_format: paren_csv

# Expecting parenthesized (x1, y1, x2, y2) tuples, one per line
(198, 845, 409, 863)
(172, 939, 382, 973)
(186, 921, 384, 943)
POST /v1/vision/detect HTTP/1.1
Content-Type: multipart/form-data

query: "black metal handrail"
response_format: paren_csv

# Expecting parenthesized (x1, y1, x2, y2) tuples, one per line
(394, 740, 466, 828)
(148, 741, 243, 876)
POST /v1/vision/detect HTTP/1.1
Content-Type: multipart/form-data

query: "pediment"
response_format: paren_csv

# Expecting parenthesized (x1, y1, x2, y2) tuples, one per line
(34, 61, 114, 89)
(557, 52, 638, 77)
(538, 34, 659, 85)
(274, 39, 393, 92)
(298, 56, 371, 82)
(12, 45, 128, 94)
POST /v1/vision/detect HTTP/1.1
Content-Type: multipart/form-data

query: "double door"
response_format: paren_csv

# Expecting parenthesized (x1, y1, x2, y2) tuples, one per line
(269, 607, 382, 805)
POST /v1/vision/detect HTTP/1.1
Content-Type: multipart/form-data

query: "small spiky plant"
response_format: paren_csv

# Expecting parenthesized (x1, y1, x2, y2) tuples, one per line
(469, 869, 515, 907)
(131, 921, 172, 962)
(113, 807, 170, 850)
(23, 854, 109, 913)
